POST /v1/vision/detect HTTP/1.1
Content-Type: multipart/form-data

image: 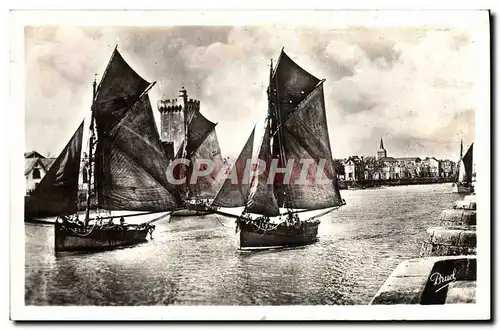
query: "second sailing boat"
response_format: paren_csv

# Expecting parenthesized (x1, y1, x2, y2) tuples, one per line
(212, 49, 346, 249)
(31, 47, 182, 252)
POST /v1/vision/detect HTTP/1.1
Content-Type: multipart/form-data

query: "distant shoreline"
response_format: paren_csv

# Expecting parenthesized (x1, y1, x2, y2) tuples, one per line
(338, 177, 455, 190)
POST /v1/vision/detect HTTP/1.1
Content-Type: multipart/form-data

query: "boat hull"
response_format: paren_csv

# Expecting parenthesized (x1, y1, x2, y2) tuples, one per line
(237, 220, 319, 250)
(54, 222, 150, 252)
(452, 183, 474, 194)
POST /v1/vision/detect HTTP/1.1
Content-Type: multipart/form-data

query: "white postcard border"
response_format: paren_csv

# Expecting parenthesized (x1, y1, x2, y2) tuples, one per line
(9, 9, 491, 321)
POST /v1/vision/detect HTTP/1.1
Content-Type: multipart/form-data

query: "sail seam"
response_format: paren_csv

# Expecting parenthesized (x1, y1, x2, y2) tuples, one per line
(282, 98, 335, 177)
(99, 134, 180, 204)
(96, 91, 181, 202)
(271, 80, 326, 137)
(187, 123, 218, 158)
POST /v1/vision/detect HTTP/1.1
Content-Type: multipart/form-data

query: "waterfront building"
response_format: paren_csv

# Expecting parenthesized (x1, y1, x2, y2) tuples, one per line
(440, 159, 455, 178)
(379, 157, 397, 179)
(394, 157, 422, 178)
(344, 156, 364, 181)
(323, 138, 456, 184)
(25, 150, 90, 195)
(423, 157, 441, 177)
(354, 138, 454, 181)
(25, 151, 56, 194)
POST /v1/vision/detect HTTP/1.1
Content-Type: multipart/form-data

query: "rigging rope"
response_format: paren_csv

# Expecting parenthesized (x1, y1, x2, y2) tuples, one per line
(213, 214, 226, 227)
(309, 205, 343, 219)
(142, 212, 172, 225)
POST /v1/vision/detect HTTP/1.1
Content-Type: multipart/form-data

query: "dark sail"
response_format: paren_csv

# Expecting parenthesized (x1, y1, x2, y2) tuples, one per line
(462, 143, 474, 183)
(94, 49, 151, 134)
(272, 50, 321, 122)
(270, 51, 321, 205)
(30, 121, 84, 215)
(174, 110, 224, 200)
(246, 124, 280, 216)
(278, 83, 343, 209)
(212, 127, 255, 207)
(187, 128, 224, 199)
(187, 111, 217, 154)
(94, 92, 181, 210)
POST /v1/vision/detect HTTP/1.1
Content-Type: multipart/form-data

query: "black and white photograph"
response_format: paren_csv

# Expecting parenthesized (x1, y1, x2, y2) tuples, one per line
(9, 9, 491, 321)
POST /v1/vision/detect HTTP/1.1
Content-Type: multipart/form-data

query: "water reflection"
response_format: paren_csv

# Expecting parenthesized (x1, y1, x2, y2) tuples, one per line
(25, 184, 459, 305)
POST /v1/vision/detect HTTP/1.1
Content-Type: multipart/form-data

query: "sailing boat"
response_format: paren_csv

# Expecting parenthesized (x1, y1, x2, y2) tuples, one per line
(169, 97, 225, 216)
(30, 46, 182, 251)
(452, 140, 475, 194)
(211, 49, 345, 249)
(25, 123, 85, 220)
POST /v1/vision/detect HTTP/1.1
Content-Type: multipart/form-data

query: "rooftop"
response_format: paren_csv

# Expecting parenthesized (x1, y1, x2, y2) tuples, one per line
(24, 151, 45, 159)
(25, 151, 57, 175)
(394, 157, 421, 162)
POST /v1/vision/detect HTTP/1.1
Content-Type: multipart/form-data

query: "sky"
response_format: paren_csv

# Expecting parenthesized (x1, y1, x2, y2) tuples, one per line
(24, 25, 478, 160)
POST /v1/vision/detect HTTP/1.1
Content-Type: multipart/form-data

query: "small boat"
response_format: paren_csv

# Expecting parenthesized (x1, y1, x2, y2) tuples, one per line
(236, 214, 321, 249)
(54, 214, 155, 252)
(211, 49, 345, 250)
(28, 46, 182, 252)
(452, 140, 474, 194)
(171, 199, 215, 216)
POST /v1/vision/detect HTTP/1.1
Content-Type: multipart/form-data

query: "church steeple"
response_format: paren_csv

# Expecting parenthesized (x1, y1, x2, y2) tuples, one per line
(377, 135, 387, 160)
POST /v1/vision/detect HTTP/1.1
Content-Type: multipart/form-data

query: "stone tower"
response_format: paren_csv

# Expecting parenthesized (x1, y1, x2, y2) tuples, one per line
(377, 136, 387, 160)
(157, 87, 200, 159)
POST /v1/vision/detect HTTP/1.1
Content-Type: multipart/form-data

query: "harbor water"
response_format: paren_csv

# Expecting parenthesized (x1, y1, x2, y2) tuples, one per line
(25, 183, 460, 305)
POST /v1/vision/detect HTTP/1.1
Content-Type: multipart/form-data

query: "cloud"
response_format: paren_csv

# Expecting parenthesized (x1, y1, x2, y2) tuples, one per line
(24, 26, 477, 161)
(324, 40, 368, 73)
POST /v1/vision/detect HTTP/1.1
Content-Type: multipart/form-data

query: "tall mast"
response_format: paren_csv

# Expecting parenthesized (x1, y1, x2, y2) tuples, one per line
(456, 139, 463, 183)
(181, 87, 189, 202)
(84, 76, 97, 225)
(267, 59, 274, 133)
(242, 60, 275, 215)
(271, 53, 292, 211)
(267, 58, 275, 159)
